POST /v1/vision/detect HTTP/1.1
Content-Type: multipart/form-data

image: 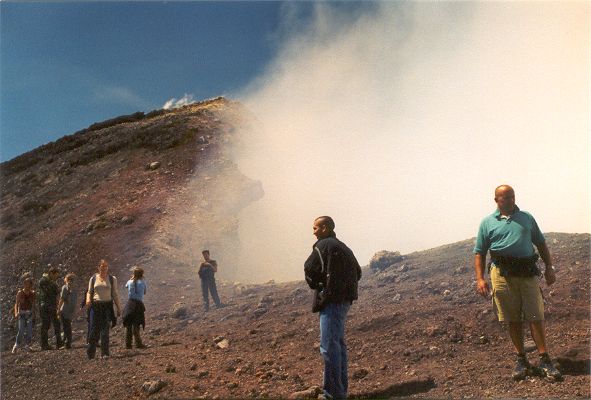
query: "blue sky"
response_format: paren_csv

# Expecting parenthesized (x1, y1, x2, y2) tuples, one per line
(1, 1, 337, 161)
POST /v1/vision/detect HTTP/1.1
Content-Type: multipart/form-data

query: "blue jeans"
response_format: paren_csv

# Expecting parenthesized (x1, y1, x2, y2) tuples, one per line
(15, 311, 33, 347)
(320, 302, 350, 399)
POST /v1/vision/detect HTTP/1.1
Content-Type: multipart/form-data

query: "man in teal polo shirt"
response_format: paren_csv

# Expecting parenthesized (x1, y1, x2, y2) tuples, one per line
(474, 184, 561, 380)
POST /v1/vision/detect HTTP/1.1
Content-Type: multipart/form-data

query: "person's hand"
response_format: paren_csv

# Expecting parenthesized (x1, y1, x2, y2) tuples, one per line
(544, 266, 556, 286)
(476, 278, 490, 297)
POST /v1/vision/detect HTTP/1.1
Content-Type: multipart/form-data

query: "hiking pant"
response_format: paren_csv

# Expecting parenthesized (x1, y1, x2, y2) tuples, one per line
(40, 304, 62, 348)
(60, 313, 72, 347)
(200, 277, 221, 311)
(15, 311, 33, 347)
(87, 301, 111, 358)
(126, 324, 143, 348)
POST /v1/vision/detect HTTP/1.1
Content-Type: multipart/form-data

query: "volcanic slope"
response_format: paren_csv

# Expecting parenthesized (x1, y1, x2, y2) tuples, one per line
(0, 97, 262, 346)
(2, 233, 589, 399)
(1, 97, 589, 399)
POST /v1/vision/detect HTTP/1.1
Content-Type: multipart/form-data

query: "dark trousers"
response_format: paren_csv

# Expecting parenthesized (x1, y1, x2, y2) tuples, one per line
(200, 277, 221, 311)
(40, 304, 62, 348)
(87, 302, 111, 358)
(126, 324, 143, 348)
(60, 313, 72, 347)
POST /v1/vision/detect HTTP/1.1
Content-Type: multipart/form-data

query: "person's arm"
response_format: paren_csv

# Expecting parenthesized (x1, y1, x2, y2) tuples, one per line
(536, 241, 556, 285)
(474, 253, 490, 296)
(211, 260, 218, 273)
(304, 246, 323, 290)
(14, 291, 21, 317)
(57, 286, 67, 317)
(86, 277, 93, 307)
(112, 276, 122, 316)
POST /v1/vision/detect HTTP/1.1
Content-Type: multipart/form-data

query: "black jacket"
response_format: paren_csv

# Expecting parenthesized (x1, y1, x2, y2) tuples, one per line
(304, 234, 362, 304)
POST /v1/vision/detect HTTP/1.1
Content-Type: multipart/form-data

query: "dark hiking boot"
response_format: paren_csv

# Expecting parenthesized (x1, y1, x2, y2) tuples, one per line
(538, 353, 562, 380)
(512, 354, 531, 380)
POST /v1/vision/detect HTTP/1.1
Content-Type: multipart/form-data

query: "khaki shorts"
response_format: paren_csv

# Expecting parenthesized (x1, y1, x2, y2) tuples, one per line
(490, 265, 544, 322)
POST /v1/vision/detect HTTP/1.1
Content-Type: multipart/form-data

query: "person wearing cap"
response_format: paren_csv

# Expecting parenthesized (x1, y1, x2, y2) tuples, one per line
(473, 185, 561, 380)
(198, 250, 222, 311)
(38, 265, 62, 350)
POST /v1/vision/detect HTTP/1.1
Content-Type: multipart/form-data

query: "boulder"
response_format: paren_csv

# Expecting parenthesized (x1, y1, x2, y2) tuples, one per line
(369, 251, 404, 271)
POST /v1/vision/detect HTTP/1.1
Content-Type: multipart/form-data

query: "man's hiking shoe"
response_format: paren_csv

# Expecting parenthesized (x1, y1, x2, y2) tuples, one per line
(512, 355, 531, 380)
(11, 344, 18, 354)
(538, 353, 562, 379)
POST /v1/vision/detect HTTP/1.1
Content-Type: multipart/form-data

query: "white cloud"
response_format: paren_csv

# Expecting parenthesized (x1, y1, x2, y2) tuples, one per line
(162, 94, 197, 110)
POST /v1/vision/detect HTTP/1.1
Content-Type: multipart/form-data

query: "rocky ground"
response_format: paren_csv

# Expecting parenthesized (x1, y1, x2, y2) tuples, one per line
(1, 98, 589, 399)
(1, 232, 589, 399)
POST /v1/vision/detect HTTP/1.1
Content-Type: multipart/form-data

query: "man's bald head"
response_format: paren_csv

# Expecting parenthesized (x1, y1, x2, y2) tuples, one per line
(495, 184, 515, 198)
(494, 184, 516, 215)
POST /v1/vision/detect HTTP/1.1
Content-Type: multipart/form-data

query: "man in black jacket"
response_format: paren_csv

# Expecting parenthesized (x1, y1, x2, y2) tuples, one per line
(304, 216, 362, 400)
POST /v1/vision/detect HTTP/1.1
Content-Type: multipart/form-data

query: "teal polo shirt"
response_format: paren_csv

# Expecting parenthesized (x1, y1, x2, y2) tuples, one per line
(473, 206, 545, 257)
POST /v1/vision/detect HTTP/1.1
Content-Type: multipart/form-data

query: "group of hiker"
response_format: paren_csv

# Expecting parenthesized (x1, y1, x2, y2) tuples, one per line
(12, 260, 148, 359)
(11, 184, 563, 399)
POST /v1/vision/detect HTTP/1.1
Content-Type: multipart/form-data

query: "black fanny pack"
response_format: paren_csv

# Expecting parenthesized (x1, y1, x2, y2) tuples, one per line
(490, 253, 540, 277)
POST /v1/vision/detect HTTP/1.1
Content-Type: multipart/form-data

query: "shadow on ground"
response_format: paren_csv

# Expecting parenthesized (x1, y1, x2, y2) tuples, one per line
(352, 376, 436, 399)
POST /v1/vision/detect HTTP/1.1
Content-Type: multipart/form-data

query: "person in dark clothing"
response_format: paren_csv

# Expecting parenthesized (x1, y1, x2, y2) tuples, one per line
(38, 266, 62, 350)
(198, 250, 221, 311)
(123, 266, 147, 349)
(304, 216, 362, 400)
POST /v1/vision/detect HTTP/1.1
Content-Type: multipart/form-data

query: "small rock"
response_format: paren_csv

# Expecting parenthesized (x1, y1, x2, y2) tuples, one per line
(171, 302, 188, 319)
(165, 364, 176, 373)
(216, 339, 229, 349)
(253, 307, 268, 317)
(197, 370, 209, 378)
(352, 368, 369, 380)
(288, 386, 322, 399)
(142, 379, 166, 395)
(148, 161, 161, 170)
